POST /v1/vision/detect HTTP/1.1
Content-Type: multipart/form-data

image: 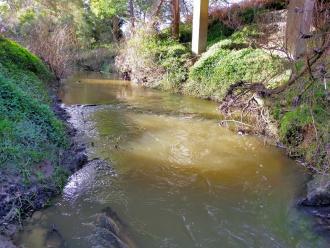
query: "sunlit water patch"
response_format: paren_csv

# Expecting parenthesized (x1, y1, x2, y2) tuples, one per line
(16, 73, 327, 248)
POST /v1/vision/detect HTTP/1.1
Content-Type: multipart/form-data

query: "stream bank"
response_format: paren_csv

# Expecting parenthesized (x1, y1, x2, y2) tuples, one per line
(0, 94, 89, 247)
(15, 73, 329, 247)
(115, 7, 329, 233)
(0, 37, 91, 247)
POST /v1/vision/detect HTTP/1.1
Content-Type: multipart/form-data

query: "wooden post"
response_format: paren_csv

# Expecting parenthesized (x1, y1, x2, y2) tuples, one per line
(192, 0, 209, 55)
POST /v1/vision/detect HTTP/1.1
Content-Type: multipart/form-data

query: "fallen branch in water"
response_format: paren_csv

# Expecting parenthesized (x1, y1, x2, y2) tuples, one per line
(219, 120, 254, 128)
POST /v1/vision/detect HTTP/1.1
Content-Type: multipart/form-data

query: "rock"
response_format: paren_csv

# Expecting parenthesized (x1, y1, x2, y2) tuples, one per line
(92, 207, 136, 248)
(75, 152, 88, 170)
(301, 175, 330, 207)
(45, 225, 65, 248)
(0, 235, 17, 248)
(64, 150, 88, 173)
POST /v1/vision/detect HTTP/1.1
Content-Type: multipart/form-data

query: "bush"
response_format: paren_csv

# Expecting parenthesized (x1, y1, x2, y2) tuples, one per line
(207, 21, 235, 46)
(186, 32, 286, 101)
(116, 27, 191, 92)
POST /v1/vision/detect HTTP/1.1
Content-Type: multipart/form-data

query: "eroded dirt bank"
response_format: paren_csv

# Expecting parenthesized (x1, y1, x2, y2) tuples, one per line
(0, 94, 89, 247)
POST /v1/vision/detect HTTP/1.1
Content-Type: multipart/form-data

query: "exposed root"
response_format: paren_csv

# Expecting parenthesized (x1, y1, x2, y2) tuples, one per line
(219, 81, 277, 138)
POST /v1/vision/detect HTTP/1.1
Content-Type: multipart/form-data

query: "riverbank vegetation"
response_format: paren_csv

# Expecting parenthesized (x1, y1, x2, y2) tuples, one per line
(116, 0, 329, 173)
(0, 36, 69, 228)
(0, 0, 329, 245)
(0, 37, 68, 181)
(0, 0, 327, 172)
(0, 0, 124, 77)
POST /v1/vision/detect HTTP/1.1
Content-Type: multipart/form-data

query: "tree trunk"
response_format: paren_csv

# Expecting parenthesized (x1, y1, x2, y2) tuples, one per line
(172, 0, 180, 39)
(129, 0, 135, 28)
(112, 16, 120, 42)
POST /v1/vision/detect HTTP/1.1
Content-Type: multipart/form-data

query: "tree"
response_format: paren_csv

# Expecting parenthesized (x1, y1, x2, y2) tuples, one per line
(172, 0, 180, 39)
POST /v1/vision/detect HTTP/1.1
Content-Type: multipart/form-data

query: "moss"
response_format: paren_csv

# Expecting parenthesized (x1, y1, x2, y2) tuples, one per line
(273, 74, 329, 168)
(279, 105, 312, 144)
(0, 37, 67, 179)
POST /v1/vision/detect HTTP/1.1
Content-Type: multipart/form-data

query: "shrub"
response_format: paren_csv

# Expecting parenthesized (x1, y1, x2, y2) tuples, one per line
(22, 18, 78, 78)
(116, 26, 191, 92)
(207, 21, 235, 46)
(186, 36, 286, 101)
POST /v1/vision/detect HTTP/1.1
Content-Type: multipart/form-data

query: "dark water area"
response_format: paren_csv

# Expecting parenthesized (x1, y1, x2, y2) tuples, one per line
(16, 73, 327, 247)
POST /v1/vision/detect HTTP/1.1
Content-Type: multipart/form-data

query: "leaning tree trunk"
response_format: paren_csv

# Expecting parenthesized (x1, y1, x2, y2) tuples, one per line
(129, 0, 135, 28)
(172, 0, 180, 39)
(112, 16, 121, 42)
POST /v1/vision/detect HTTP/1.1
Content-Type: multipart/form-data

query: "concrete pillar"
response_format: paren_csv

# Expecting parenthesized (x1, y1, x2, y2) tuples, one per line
(192, 0, 209, 55)
(286, 0, 315, 59)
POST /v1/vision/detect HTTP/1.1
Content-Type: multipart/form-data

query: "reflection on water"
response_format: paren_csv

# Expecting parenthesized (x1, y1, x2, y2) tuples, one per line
(17, 73, 327, 247)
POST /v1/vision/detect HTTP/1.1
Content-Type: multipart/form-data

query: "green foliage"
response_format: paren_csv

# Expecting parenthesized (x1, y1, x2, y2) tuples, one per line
(0, 2, 9, 14)
(239, 7, 258, 24)
(90, 0, 126, 19)
(157, 42, 191, 92)
(18, 8, 36, 26)
(162, 21, 234, 46)
(279, 105, 312, 145)
(160, 24, 192, 43)
(53, 166, 69, 190)
(0, 37, 52, 81)
(0, 37, 67, 180)
(230, 25, 261, 44)
(207, 21, 235, 47)
(118, 28, 191, 92)
(186, 37, 285, 101)
(178, 23, 193, 43)
(274, 79, 329, 168)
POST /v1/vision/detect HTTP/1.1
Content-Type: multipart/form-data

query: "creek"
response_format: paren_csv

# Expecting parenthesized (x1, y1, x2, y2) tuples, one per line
(16, 73, 327, 247)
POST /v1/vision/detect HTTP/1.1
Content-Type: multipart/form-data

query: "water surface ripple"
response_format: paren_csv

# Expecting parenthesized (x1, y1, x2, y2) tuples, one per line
(17, 73, 327, 248)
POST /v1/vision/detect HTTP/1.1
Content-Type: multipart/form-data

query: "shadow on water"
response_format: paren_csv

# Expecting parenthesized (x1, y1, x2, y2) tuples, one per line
(16, 73, 328, 247)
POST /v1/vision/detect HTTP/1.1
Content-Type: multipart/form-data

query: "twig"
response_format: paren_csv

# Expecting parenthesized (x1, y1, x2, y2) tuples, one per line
(219, 120, 254, 128)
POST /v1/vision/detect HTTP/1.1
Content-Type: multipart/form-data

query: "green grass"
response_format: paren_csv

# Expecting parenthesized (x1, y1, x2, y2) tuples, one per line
(0, 36, 68, 187)
(0, 36, 51, 81)
(273, 78, 329, 168)
(185, 34, 286, 101)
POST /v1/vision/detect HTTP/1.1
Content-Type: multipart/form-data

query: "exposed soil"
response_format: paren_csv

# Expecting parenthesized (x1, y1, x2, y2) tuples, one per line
(0, 90, 89, 247)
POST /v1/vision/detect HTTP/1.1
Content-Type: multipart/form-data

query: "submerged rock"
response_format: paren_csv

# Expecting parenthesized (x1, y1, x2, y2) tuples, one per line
(44, 225, 66, 248)
(301, 175, 330, 207)
(91, 207, 136, 248)
(299, 175, 330, 238)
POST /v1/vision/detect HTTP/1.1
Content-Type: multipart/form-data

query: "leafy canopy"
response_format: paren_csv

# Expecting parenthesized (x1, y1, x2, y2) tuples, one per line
(90, 0, 126, 19)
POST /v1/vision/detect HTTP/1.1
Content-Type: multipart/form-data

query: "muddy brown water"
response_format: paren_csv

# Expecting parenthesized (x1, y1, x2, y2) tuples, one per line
(16, 73, 327, 247)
